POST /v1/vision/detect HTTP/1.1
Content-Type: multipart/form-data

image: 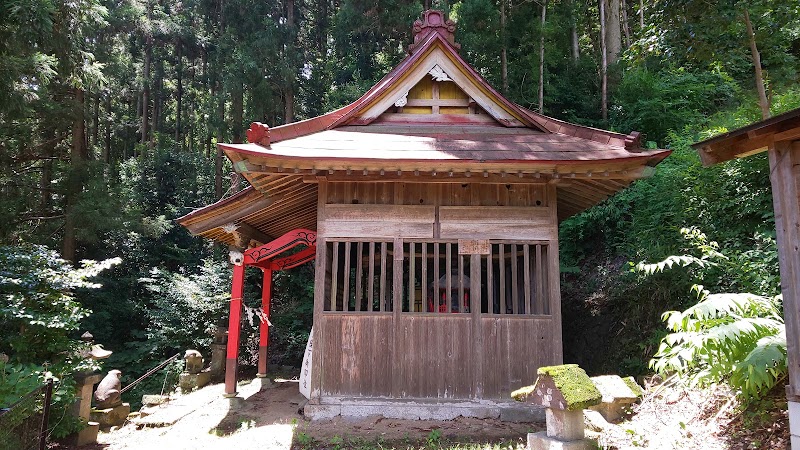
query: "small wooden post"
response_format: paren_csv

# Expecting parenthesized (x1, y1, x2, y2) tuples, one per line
(225, 263, 245, 396)
(257, 268, 273, 377)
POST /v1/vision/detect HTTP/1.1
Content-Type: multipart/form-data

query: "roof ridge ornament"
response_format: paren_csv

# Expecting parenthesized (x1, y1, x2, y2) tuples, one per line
(409, 10, 460, 54)
(624, 131, 642, 150)
(246, 122, 271, 146)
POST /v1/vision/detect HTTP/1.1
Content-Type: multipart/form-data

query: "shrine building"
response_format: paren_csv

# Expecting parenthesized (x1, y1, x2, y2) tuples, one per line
(178, 10, 671, 419)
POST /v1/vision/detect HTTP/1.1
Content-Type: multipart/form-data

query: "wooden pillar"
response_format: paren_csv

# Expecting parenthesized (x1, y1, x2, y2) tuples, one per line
(225, 263, 245, 396)
(257, 268, 273, 377)
(310, 179, 328, 402)
(547, 184, 564, 364)
(770, 141, 800, 449)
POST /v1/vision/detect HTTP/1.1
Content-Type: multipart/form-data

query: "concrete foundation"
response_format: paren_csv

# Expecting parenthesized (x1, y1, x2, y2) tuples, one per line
(789, 401, 800, 449)
(527, 431, 595, 450)
(90, 403, 130, 428)
(303, 398, 544, 422)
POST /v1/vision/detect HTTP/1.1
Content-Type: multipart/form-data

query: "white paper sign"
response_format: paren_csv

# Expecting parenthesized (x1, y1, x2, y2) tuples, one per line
(299, 327, 313, 399)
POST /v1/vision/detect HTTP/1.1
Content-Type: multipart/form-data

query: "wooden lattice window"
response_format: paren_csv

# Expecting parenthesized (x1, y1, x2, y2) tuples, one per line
(401, 240, 551, 315)
(324, 240, 394, 312)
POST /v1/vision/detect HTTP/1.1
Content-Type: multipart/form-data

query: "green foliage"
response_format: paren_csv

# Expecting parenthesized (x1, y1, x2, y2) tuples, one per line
(633, 227, 725, 276)
(612, 67, 738, 145)
(0, 245, 119, 363)
(638, 229, 786, 400)
(139, 259, 231, 354)
(0, 245, 118, 437)
(650, 290, 786, 400)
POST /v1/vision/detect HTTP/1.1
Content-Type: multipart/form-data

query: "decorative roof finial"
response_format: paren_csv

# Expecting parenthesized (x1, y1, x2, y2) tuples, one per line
(246, 122, 271, 146)
(409, 10, 460, 54)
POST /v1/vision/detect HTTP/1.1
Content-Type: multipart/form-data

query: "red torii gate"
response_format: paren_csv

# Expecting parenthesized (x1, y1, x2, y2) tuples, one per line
(225, 228, 316, 396)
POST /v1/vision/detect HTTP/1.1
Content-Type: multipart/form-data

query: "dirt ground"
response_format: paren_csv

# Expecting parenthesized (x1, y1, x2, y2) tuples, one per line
(62, 374, 789, 450)
(590, 377, 789, 450)
(77, 377, 538, 450)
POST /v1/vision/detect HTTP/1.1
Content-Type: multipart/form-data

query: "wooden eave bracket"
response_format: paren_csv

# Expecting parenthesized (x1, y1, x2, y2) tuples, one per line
(222, 221, 272, 248)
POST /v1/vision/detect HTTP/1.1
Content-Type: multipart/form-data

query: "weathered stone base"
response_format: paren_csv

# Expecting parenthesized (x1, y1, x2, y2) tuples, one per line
(527, 432, 594, 450)
(141, 394, 170, 406)
(179, 370, 211, 391)
(90, 403, 130, 428)
(303, 398, 544, 422)
(589, 401, 632, 423)
(75, 421, 99, 446)
(546, 409, 585, 441)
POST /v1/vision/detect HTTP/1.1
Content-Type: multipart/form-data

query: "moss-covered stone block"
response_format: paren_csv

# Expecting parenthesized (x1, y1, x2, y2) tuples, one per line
(511, 364, 601, 411)
(622, 376, 644, 398)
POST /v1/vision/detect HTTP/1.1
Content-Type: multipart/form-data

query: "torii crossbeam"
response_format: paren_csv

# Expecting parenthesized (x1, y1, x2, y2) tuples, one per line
(225, 228, 316, 396)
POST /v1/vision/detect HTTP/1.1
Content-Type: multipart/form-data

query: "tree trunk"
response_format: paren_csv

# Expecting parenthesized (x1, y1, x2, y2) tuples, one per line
(141, 37, 152, 149)
(152, 57, 163, 141)
(92, 93, 100, 147)
(232, 83, 244, 144)
(621, 0, 631, 48)
(500, 0, 508, 94)
(639, 0, 644, 29)
(538, 0, 547, 113)
(63, 88, 86, 264)
(569, 0, 580, 61)
(103, 94, 111, 163)
(39, 128, 55, 213)
(605, 0, 621, 64)
(215, 81, 225, 199)
(599, 0, 608, 121)
(175, 39, 183, 149)
(284, 0, 295, 124)
(744, 9, 770, 120)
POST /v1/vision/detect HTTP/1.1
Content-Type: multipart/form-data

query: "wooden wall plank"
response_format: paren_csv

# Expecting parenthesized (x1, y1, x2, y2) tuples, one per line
(320, 221, 434, 239)
(439, 206, 551, 223)
(439, 223, 555, 240)
(325, 204, 436, 222)
(318, 315, 393, 397)
(480, 317, 554, 397)
(396, 315, 473, 398)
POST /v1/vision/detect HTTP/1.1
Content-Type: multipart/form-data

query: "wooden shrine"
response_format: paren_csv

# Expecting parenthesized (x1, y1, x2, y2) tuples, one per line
(178, 10, 671, 419)
(693, 108, 800, 448)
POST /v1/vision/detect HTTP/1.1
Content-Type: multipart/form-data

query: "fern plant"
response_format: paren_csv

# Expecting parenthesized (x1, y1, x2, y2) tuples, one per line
(650, 289, 786, 399)
(638, 228, 786, 400)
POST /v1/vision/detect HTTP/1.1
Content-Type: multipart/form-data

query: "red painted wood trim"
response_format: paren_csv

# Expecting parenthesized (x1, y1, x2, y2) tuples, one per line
(244, 228, 317, 266)
(269, 246, 317, 271)
(258, 269, 273, 376)
(225, 263, 246, 395)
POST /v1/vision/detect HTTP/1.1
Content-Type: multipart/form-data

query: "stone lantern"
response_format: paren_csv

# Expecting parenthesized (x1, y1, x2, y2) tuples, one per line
(512, 364, 601, 450)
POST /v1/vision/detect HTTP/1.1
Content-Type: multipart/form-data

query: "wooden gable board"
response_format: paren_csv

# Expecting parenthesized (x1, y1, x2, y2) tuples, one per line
(352, 43, 529, 128)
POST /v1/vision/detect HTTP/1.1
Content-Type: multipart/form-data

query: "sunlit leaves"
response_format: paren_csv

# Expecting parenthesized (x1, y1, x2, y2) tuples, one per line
(651, 290, 786, 400)
(0, 245, 120, 362)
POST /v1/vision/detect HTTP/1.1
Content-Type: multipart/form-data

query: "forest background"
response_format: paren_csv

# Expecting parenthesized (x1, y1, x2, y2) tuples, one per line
(1, 0, 799, 437)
